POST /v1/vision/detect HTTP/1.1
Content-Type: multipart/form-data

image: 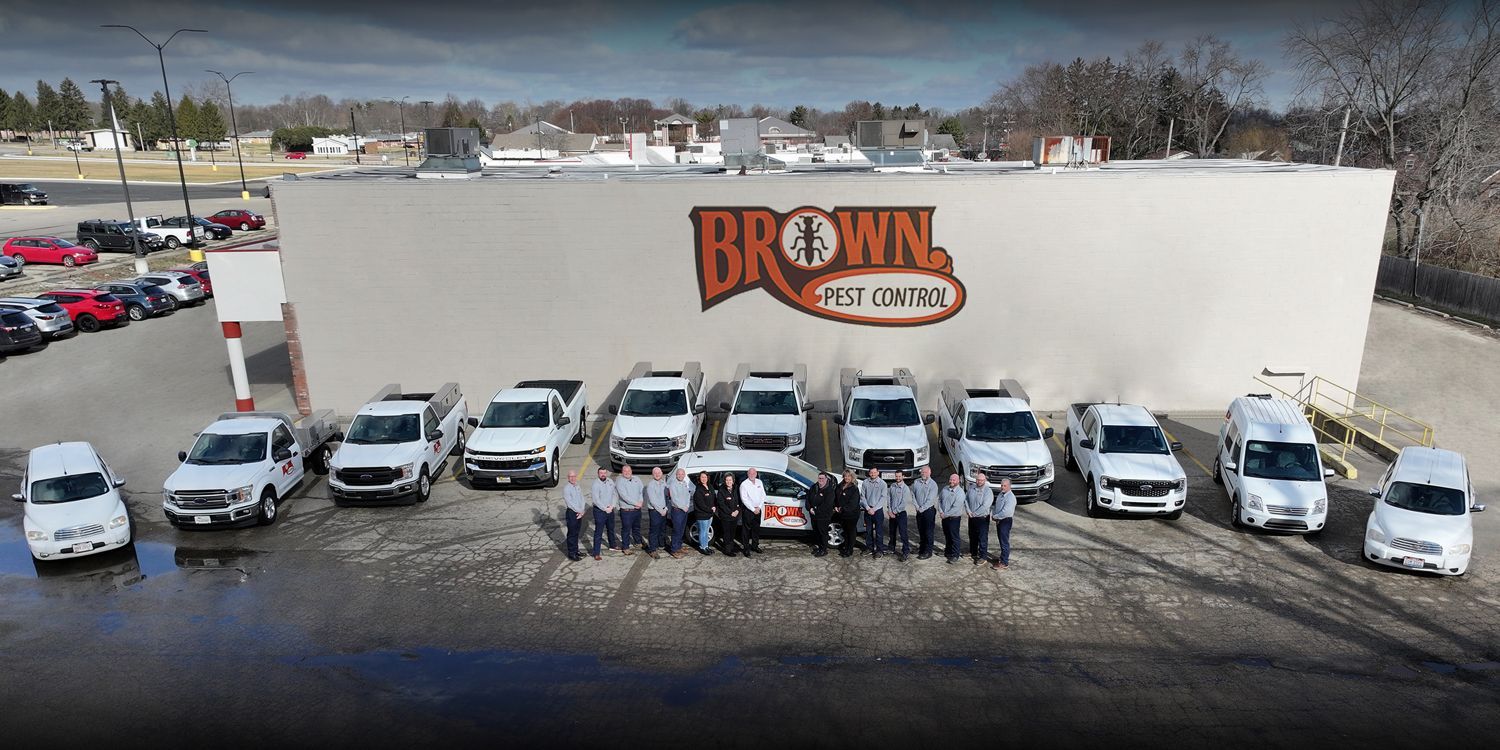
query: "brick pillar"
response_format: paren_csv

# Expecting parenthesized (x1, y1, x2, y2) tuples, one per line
(282, 301, 311, 416)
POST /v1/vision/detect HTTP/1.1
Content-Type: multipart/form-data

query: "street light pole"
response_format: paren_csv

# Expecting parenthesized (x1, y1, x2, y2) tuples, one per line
(92, 79, 149, 275)
(102, 25, 208, 260)
(394, 97, 410, 166)
(207, 70, 253, 199)
(419, 101, 433, 158)
(349, 108, 361, 165)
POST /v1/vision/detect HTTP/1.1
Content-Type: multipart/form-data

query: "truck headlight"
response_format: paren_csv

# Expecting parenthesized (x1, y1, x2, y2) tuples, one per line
(671, 434, 689, 450)
(848, 446, 863, 462)
(787, 433, 802, 446)
(915, 446, 929, 462)
(1042, 463, 1054, 480)
(27, 530, 48, 542)
(108, 515, 129, 529)
(1366, 527, 1385, 544)
(1314, 497, 1327, 514)
(528, 446, 546, 455)
(1247, 494, 1264, 510)
(230, 485, 254, 503)
(724, 432, 740, 446)
(1450, 543, 1472, 555)
(400, 464, 415, 479)
(610, 436, 626, 451)
(1099, 476, 1117, 490)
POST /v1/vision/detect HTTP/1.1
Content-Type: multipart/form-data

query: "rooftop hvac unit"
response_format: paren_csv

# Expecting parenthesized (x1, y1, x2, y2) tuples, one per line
(424, 127, 481, 157)
(1032, 135, 1111, 166)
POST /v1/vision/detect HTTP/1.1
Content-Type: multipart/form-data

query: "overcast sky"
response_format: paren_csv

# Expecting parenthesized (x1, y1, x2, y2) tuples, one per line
(0, 0, 1364, 112)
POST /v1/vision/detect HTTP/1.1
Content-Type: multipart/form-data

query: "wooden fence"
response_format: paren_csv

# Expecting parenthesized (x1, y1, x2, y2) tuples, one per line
(1376, 255, 1500, 325)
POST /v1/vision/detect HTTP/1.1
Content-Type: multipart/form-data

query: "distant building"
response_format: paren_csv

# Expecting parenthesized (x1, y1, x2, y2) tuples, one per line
(484, 131, 600, 160)
(82, 128, 134, 152)
(653, 114, 698, 146)
(758, 116, 817, 147)
(240, 129, 274, 144)
(511, 120, 571, 136)
(311, 136, 369, 156)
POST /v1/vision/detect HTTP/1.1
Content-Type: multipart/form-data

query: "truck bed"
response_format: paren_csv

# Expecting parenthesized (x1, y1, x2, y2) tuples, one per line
(371, 383, 464, 420)
(516, 379, 584, 405)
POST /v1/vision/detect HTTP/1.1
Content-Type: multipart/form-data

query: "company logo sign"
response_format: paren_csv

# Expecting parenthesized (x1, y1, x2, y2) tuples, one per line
(762, 504, 807, 527)
(691, 206, 966, 327)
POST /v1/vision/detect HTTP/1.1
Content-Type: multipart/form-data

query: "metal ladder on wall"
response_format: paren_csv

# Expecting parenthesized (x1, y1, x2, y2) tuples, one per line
(1253, 374, 1436, 480)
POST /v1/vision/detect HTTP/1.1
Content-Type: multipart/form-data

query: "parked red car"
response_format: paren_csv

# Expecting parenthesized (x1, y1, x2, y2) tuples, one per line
(3, 237, 99, 267)
(284, 152, 307, 160)
(167, 267, 213, 297)
(36, 288, 129, 332)
(207, 209, 266, 231)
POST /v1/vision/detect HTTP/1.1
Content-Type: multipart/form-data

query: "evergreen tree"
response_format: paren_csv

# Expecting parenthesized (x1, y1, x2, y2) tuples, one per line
(98, 83, 129, 128)
(9, 92, 36, 137)
(936, 117, 966, 144)
(175, 94, 200, 144)
(439, 100, 465, 127)
(34, 80, 59, 135)
(0, 89, 10, 133)
(198, 101, 227, 143)
(56, 78, 92, 135)
(788, 105, 809, 128)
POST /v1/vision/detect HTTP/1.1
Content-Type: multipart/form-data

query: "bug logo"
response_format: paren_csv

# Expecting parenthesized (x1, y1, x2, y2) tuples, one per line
(692, 206, 966, 327)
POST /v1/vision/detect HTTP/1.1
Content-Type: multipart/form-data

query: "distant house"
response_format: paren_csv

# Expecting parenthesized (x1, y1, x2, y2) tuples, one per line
(929, 133, 958, 152)
(311, 136, 368, 155)
(486, 131, 599, 159)
(758, 116, 817, 146)
(82, 128, 134, 152)
(239, 129, 274, 144)
(653, 113, 698, 146)
(511, 120, 571, 135)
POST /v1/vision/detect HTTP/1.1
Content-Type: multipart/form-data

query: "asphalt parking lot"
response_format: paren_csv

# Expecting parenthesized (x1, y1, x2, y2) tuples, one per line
(1, 299, 1498, 747)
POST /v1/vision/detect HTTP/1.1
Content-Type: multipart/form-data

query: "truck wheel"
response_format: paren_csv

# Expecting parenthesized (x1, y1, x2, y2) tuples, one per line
(126, 304, 147, 321)
(1211, 457, 1224, 486)
(1085, 480, 1100, 518)
(688, 522, 714, 547)
(571, 409, 588, 444)
(546, 451, 560, 488)
(82, 240, 99, 250)
(166, 236, 180, 249)
(1064, 433, 1078, 472)
(256, 489, 279, 526)
(451, 428, 466, 457)
(416, 467, 431, 503)
(239, 222, 251, 231)
(11, 253, 25, 264)
(75, 314, 101, 333)
(307, 445, 330, 476)
(62, 255, 76, 267)
(1230, 494, 1245, 529)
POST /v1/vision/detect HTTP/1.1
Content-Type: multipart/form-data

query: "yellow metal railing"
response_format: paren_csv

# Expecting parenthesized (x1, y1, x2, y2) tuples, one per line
(1254, 375, 1435, 465)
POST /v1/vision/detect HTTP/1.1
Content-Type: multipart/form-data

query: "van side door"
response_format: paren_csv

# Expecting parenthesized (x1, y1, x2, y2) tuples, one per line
(758, 471, 811, 531)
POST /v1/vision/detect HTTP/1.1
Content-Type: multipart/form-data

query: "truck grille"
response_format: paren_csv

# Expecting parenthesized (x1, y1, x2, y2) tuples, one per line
(1265, 504, 1310, 517)
(468, 451, 543, 470)
(739, 434, 788, 451)
(982, 465, 1043, 484)
(1112, 479, 1177, 497)
(1390, 538, 1443, 555)
(1263, 519, 1310, 531)
(54, 524, 105, 541)
(864, 449, 914, 470)
(336, 467, 404, 486)
(618, 437, 675, 455)
(172, 489, 231, 509)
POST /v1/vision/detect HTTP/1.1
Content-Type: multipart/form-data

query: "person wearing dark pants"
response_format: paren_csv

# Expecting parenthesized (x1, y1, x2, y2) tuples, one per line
(716, 473, 742, 556)
(691, 471, 717, 555)
(667, 468, 694, 559)
(810, 472, 837, 557)
(615, 465, 645, 555)
(886, 474, 914, 561)
(911, 466, 940, 560)
(562, 470, 586, 561)
(739, 467, 768, 556)
(938, 473, 965, 563)
(991, 478, 1017, 570)
(643, 467, 669, 559)
(965, 472, 994, 565)
(860, 468, 889, 558)
(589, 467, 619, 560)
(836, 470, 861, 557)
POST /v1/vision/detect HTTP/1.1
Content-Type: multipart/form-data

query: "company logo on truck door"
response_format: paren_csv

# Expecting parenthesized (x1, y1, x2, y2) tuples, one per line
(691, 206, 966, 327)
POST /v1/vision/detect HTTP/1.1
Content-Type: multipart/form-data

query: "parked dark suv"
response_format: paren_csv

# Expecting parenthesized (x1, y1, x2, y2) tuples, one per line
(0, 183, 48, 206)
(95, 281, 174, 321)
(76, 221, 164, 253)
(0, 309, 44, 355)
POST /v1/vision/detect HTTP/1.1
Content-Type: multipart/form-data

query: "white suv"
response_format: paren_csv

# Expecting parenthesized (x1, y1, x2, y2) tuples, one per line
(13, 442, 132, 561)
(1364, 447, 1483, 576)
(1215, 395, 1333, 534)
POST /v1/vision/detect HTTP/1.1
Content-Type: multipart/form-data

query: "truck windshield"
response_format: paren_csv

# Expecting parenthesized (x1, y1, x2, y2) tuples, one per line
(734, 390, 798, 415)
(187, 433, 267, 464)
(849, 398, 919, 427)
(481, 402, 549, 428)
(1100, 425, 1168, 454)
(30, 472, 109, 504)
(1384, 481, 1467, 516)
(1242, 441, 1321, 481)
(966, 412, 1040, 441)
(619, 389, 688, 417)
(345, 414, 420, 444)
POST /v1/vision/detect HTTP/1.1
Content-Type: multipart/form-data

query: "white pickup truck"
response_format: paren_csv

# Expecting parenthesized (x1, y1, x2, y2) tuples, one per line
(834, 368, 934, 478)
(163, 409, 339, 528)
(464, 379, 587, 488)
(720, 364, 813, 456)
(1064, 402, 1188, 519)
(329, 383, 468, 504)
(938, 378, 1055, 501)
(608, 362, 707, 473)
(133, 214, 205, 249)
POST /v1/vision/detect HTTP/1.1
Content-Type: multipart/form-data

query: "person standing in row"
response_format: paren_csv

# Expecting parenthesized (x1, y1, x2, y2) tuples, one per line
(590, 467, 619, 561)
(716, 472, 742, 556)
(615, 464, 645, 555)
(966, 472, 994, 565)
(644, 467, 669, 559)
(887, 473, 914, 562)
(667, 468, 694, 559)
(562, 470, 586, 562)
(937, 473, 966, 564)
(991, 477, 1017, 570)
(740, 468, 767, 555)
(836, 470, 861, 558)
(692, 471, 716, 555)
(810, 472, 837, 557)
(911, 466, 940, 560)
(860, 468, 889, 558)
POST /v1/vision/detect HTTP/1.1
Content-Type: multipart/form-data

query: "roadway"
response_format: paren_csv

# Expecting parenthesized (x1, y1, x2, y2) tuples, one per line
(5, 178, 264, 206)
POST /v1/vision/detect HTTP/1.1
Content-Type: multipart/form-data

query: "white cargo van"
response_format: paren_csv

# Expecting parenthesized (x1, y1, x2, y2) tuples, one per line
(1214, 395, 1334, 533)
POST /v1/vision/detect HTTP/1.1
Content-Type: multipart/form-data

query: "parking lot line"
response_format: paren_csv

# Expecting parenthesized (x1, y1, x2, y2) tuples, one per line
(709, 418, 721, 448)
(577, 421, 610, 478)
(821, 418, 832, 471)
(1159, 425, 1212, 477)
(1039, 417, 1064, 451)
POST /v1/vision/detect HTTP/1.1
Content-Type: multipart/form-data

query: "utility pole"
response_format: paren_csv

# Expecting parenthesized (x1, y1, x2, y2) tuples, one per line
(93, 79, 148, 275)
(981, 113, 993, 157)
(395, 97, 410, 166)
(1334, 106, 1351, 167)
(1165, 118, 1174, 158)
(349, 108, 361, 165)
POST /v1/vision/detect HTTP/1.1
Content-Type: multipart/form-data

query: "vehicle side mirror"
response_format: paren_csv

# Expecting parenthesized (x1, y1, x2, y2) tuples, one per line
(833, 415, 845, 426)
(426, 430, 443, 443)
(693, 404, 706, 415)
(1471, 503, 1486, 513)
(1169, 441, 1183, 452)
(719, 402, 731, 411)
(334, 431, 346, 442)
(801, 402, 813, 412)
(113, 477, 127, 488)
(946, 427, 962, 440)
(923, 414, 936, 425)
(1368, 487, 1381, 497)
(1042, 427, 1054, 439)
(557, 416, 571, 427)
(608, 405, 619, 415)
(273, 447, 293, 462)
(466, 416, 479, 428)
(177, 450, 188, 463)
(1225, 461, 1238, 472)
(1323, 468, 1336, 478)
(11, 493, 23, 502)
(1078, 439, 1095, 450)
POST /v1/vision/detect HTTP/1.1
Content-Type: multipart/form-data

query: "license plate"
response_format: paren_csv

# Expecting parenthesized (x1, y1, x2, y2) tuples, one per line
(194, 515, 211, 525)
(72, 542, 93, 553)
(1402, 556, 1426, 569)
(494, 476, 511, 484)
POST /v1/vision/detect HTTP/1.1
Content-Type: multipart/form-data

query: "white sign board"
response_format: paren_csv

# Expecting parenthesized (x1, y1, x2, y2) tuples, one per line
(205, 244, 287, 322)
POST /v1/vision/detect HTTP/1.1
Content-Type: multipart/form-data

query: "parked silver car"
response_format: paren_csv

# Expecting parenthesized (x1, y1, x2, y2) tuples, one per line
(133, 272, 206, 308)
(0, 255, 21, 281)
(0, 297, 76, 339)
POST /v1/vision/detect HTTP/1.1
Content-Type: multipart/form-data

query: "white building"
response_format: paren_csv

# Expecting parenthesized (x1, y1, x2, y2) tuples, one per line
(82, 129, 134, 151)
(310, 136, 370, 156)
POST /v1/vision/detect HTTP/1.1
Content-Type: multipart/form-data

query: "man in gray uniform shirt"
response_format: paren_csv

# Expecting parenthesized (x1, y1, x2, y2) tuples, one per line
(615, 465, 645, 555)
(667, 468, 694, 558)
(910, 466, 941, 560)
(965, 472, 994, 565)
(938, 473, 966, 563)
(590, 467, 619, 561)
(860, 468, 889, 558)
(644, 466, 670, 559)
(562, 470, 586, 562)
(887, 473, 914, 562)
(991, 477, 1017, 570)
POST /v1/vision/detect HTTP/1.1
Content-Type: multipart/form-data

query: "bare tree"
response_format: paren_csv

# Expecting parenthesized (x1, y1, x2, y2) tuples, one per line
(1177, 35, 1267, 156)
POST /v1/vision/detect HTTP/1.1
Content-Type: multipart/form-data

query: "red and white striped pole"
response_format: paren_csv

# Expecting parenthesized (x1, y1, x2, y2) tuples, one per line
(222, 321, 254, 411)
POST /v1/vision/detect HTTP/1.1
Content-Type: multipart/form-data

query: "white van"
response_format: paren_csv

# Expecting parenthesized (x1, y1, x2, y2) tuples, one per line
(13, 442, 132, 561)
(1214, 395, 1333, 533)
(1364, 447, 1483, 576)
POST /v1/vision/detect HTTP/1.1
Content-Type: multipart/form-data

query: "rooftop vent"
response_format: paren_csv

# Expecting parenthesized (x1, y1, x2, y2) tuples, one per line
(416, 127, 482, 179)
